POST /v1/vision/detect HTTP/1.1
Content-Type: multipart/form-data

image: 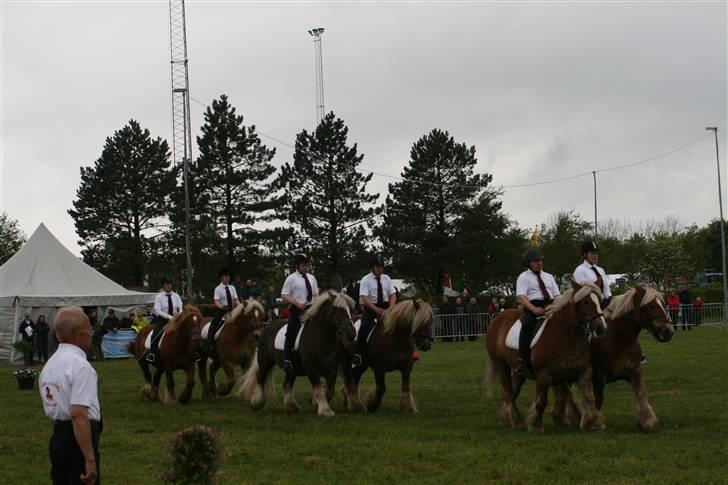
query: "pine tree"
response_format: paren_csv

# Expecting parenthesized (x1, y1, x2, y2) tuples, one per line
(276, 112, 379, 285)
(378, 129, 506, 294)
(69, 120, 175, 287)
(192, 95, 278, 276)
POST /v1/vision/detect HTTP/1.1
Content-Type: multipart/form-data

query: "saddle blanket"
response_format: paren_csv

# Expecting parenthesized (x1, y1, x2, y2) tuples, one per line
(144, 330, 166, 351)
(505, 318, 549, 351)
(274, 323, 305, 351)
(201, 321, 226, 341)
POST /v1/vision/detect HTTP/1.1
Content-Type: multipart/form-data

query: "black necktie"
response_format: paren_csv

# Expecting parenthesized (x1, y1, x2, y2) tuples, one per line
(167, 294, 173, 316)
(302, 273, 313, 303)
(535, 272, 550, 300)
(376, 276, 384, 303)
(224, 286, 232, 310)
(590, 266, 605, 292)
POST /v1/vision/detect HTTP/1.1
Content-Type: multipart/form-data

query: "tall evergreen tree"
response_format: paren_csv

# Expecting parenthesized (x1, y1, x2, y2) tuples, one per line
(276, 112, 379, 285)
(0, 212, 26, 265)
(69, 120, 175, 287)
(538, 210, 593, 280)
(378, 129, 498, 294)
(192, 95, 278, 275)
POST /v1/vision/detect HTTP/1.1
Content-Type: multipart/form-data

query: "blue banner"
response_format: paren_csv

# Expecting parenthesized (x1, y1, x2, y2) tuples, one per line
(101, 330, 136, 358)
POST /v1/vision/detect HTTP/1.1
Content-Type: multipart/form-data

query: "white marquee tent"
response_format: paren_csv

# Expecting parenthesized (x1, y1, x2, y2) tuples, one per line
(0, 223, 155, 362)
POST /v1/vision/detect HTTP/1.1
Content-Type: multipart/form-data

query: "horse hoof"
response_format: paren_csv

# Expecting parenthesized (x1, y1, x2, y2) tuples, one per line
(216, 383, 231, 396)
(347, 397, 366, 413)
(284, 402, 302, 414)
(527, 424, 544, 433)
(318, 407, 335, 418)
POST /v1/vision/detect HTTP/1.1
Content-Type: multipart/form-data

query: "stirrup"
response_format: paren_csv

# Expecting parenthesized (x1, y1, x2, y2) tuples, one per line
(515, 358, 528, 376)
(282, 359, 294, 373)
(352, 354, 364, 367)
(145, 352, 156, 363)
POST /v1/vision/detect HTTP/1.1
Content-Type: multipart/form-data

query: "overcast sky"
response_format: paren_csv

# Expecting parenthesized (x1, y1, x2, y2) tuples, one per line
(2, 1, 726, 256)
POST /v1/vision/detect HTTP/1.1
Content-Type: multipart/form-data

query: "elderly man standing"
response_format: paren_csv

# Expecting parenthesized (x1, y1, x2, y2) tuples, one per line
(39, 307, 101, 485)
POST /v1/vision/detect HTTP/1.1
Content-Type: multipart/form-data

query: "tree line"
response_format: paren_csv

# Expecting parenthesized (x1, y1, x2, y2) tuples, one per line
(3, 94, 722, 301)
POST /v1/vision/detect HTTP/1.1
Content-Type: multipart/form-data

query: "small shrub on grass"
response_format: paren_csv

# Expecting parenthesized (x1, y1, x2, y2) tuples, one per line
(162, 425, 221, 485)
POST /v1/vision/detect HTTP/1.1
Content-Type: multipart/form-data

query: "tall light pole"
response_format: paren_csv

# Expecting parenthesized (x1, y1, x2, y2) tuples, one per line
(592, 171, 598, 237)
(308, 27, 325, 125)
(706, 126, 727, 323)
(170, 0, 194, 301)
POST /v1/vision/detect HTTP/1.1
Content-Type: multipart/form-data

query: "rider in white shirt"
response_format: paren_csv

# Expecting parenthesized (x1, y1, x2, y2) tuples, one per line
(573, 240, 612, 305)
(280, 254, 319, 373)
(146, 276, 184, 362)
(354, 255, 397, 367)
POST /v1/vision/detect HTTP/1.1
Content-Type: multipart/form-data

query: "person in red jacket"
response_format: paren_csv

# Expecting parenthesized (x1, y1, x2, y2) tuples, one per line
(667, 292, 680, 326)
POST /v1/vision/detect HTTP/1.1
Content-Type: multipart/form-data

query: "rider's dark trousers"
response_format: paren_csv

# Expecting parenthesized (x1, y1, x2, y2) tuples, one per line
(358, 302, 389, 356)
(208, 309, 225, 347)
(150, 316, 166, 353)
(284, 305, 303, 361)
(518, 299, 551, 363)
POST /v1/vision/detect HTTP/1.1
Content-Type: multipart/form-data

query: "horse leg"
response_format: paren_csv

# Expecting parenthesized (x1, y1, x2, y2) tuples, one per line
(150, 365, 163, 402)
(307, 368, 335, 417)
(164, 369, 177, 405)
(629, 368, 658, 432)
(198, 357, 212, 400)
(552, 384, 580, 427)
(341, 363, 366, 413)
(526, 383, 549, 432)
(576, 368, 605, 431)
(217, 360, 236, 396)
(208, 360, 221, 397)
(365, 369, 386, 413)
(139, 359, 155, 401)
(325, 368, 337, 403)
(178, 364, 195, 404)
(282, 373, 301, 414)
(495, 360, 523, 429)
(399, 361, 418, 413)
(594, 375, 606, 410)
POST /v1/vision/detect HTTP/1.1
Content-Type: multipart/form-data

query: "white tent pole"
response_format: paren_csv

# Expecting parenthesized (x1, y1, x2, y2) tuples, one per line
(10, 297, 20, 364)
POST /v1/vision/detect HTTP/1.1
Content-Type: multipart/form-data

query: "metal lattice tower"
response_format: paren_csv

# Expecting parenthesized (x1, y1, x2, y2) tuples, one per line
(308, 27, 325, 124)
(169, 0, 194, 301)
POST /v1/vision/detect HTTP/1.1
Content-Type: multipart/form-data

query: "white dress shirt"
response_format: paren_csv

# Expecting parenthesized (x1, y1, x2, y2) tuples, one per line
(40, 343, 101, 421)
(359, 273, 396, 304)
(214, 284, 239, 309)
(516, 269, 561, 301)
(281, 272, 319, 305)
(153, 291, 184, 320)
(573, 261, 612, 298)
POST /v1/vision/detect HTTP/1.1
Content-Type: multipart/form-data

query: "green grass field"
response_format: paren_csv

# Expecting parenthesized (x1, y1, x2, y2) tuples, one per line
(2, 327, 727, 484)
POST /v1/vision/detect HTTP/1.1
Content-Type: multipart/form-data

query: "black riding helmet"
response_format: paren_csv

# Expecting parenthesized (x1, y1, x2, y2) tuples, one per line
(218, 267, 230, 279)
(581, 241, 599, 256)
(160, 276, 172, 287)
(293, 253, 309, 266)
(522, 248, 544, 268)
(370, 254, 384, 268)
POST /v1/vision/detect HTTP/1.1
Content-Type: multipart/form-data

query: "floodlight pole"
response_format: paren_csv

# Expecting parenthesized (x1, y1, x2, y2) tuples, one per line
(308, 27, 325, 124)
(706, 127, 727, 324)
(592, 171, 598, 237)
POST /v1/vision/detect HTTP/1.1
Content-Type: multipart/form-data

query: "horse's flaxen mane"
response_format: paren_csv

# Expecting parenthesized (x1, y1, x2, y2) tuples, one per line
(381, 299, 433, 335)
(227, 300, 247, 321)
(243, 299, 265, 317)
(604, 286, 662, 320)
(300, 290, 354, 323)
(165, 305, 200, 334)
(545, 282, 603, 319)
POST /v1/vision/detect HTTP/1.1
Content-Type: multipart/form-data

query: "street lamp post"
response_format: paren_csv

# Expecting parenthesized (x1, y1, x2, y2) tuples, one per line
(706, 127, 727, 324)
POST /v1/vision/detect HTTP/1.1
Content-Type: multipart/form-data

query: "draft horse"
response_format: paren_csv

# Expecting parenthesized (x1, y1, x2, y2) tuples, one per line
(346, 299, 434, 413)
(552, 285, 674, 432)
(239, 290, 365, 417)
(205, 298, 264, 398)
(485, 282, 607, 432)
(128, 305, 205, 404)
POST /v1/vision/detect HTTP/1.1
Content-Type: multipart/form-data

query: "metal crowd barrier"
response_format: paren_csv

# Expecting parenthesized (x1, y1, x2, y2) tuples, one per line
(434, 303, 726, 340)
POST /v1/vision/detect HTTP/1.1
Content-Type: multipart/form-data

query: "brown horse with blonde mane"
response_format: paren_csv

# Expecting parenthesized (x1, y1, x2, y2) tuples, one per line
(204, 298, 264, 398)
(128, 305, 205, 404)
(485, 282, 607, 432)
(346, 299, 434, 413)
(552, 285, 674, 432)
(239, 290, 365, 417)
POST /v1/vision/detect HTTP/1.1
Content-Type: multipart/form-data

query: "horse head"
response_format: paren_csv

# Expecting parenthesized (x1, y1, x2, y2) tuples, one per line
(382, 299, 434, 351)
(330, 292, 356, 351)
(167, 305, 204, 352)
(632, 285, 675, 342)
(240, 299, 265, 339)
(570, 281, 607, 338)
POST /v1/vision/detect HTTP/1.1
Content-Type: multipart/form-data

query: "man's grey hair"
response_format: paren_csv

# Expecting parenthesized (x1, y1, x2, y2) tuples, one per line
(54, 306, 89, 341)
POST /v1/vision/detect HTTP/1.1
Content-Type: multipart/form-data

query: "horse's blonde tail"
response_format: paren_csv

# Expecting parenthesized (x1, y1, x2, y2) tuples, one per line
(237, 352, 260, 401)
(484, 351, 498, 400)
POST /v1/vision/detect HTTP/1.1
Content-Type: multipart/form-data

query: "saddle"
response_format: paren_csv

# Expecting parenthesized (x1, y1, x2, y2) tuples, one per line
(144, 329, 166, 351)
(505, 316, 548, 351)
(353, 319, 377, 343)
(274, 323, 305, 351)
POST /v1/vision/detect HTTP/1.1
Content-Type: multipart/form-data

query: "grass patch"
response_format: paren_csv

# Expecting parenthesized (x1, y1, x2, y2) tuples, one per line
(1, 327, 727, 484)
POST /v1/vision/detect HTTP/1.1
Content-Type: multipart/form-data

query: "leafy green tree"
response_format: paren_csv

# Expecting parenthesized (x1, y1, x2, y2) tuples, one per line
(276, 112, 379, 285)
(538, 211, 593, 280)
(639, 236, 696, 289)
(378, 129, 498, 294)
(0, 212, 26, 265)
(69, 120, 175, 287)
